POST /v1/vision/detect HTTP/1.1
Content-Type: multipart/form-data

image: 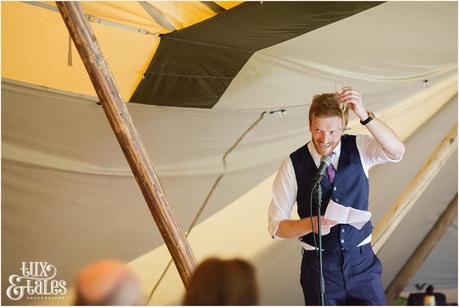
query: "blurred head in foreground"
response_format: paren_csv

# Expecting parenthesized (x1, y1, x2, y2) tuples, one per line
(74, 259, 143, 305)
(183, 258, 259, 305)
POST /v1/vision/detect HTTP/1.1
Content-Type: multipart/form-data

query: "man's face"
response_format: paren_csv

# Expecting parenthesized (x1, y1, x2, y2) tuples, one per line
(309, 115, 345, 156)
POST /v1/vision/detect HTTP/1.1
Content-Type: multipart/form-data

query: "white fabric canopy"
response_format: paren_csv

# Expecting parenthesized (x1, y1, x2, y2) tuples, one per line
(1, 1, 457, 305)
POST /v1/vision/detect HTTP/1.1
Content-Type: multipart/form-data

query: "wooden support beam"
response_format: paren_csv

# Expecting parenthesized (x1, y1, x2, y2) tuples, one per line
(56, 2, 196, 287)
(373, 123, 457, 254)
(385, 194, 458, 304)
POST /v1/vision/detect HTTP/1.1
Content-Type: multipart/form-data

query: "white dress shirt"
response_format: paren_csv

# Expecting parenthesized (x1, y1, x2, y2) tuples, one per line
(268, 134, 402, 250)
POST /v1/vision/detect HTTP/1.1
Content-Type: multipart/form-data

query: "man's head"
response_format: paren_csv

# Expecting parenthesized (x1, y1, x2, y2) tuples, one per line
(74, 259, 143, 306)
(309, 93, 348, 156)
(183, 258, 259, 305)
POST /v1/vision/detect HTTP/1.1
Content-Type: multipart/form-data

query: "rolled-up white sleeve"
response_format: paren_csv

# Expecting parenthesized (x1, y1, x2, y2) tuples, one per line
(356, 134, 404, 177)
(268, 158, 298, 239)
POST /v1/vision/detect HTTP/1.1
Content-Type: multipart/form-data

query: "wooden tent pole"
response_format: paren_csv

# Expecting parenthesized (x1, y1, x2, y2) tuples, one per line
(372, 123, 457, 254)
(56, 2, 196, 287)
(385, 194, 458, 304)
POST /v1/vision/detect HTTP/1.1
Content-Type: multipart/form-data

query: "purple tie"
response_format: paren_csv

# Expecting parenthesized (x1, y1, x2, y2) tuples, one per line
(326, 164, 336, 183)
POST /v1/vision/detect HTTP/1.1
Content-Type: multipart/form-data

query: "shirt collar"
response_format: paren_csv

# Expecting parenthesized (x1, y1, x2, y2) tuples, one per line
(307, 140, 341, 169)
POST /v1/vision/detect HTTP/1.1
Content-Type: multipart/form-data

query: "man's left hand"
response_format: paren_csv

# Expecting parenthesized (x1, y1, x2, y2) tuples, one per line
(339, 88, 368, 120)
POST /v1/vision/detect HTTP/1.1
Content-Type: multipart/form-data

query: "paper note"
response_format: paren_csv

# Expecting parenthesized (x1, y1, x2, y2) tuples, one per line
(324, 199, 371, 230)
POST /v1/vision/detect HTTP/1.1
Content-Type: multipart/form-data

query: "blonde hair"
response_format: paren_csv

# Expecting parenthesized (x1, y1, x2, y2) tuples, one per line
(74, 259, 142, 305)
(309, 93, 348, 126)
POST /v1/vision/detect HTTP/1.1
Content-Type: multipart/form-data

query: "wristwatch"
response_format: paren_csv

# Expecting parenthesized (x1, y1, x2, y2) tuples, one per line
(360, 111, 375, 125)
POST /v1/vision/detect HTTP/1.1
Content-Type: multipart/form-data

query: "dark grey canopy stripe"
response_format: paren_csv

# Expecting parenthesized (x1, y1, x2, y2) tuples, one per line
(130, 2, 383, 108)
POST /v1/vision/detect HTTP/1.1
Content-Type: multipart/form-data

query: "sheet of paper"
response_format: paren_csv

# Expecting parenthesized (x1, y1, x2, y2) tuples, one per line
(324, 199, 371, 230)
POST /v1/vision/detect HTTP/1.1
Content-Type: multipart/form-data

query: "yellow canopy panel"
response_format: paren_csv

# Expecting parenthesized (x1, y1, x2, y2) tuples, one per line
(1, 1, 242, 101)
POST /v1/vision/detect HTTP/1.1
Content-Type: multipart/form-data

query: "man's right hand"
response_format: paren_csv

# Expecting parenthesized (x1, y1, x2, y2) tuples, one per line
(309, 216, 338, 234)
(275, 217, 338, 239)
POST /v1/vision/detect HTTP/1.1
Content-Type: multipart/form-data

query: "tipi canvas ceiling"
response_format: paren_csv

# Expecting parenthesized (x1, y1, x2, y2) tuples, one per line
(1, 1, 457, 305)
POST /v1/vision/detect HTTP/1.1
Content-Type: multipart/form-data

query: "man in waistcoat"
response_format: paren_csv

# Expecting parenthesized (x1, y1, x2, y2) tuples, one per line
(268, 88, 405, 305)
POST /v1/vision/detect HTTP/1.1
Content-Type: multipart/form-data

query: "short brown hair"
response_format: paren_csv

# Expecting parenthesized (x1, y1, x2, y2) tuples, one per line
(309, 93, 348, 126)
(183, 258, 259, 305)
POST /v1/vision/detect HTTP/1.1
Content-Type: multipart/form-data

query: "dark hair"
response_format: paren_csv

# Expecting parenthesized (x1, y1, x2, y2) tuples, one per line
(309, 93, 348, 126)
(426, 285, 434, 295)
(183, 258, 259, 305)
